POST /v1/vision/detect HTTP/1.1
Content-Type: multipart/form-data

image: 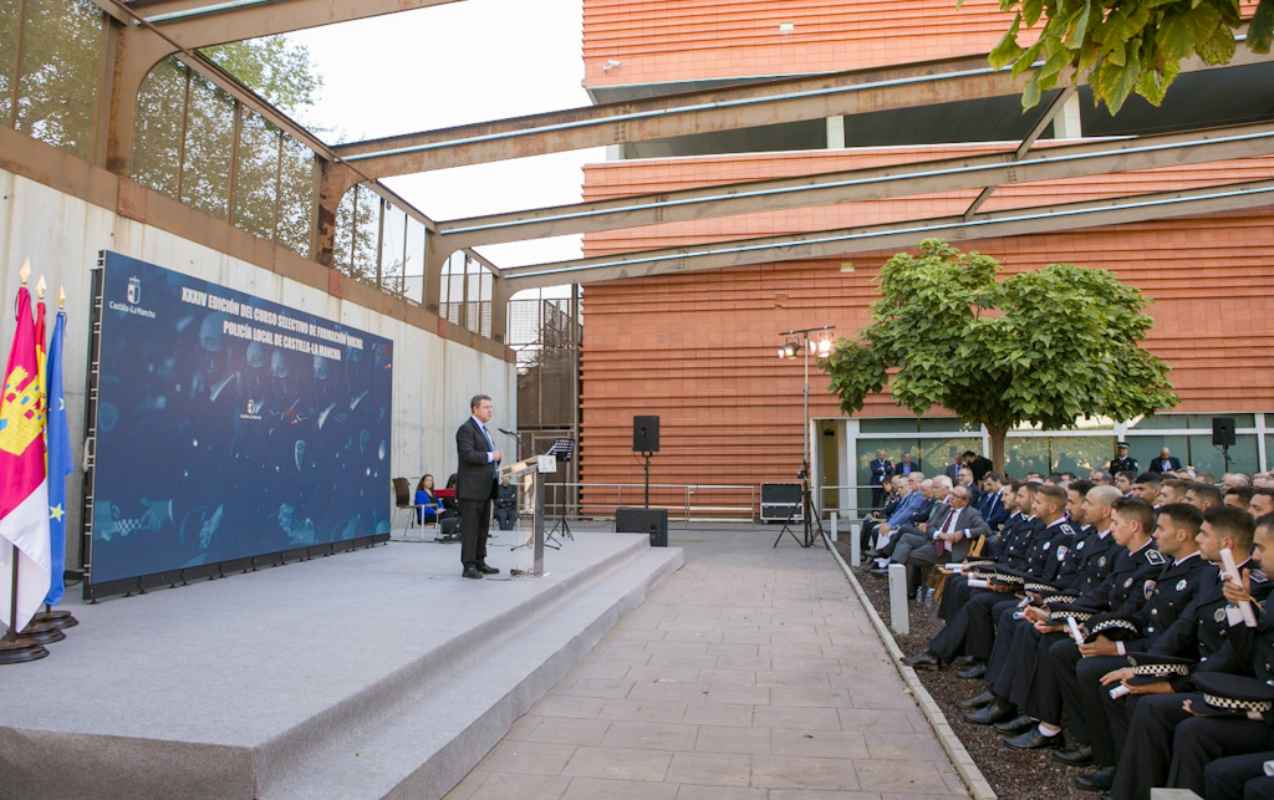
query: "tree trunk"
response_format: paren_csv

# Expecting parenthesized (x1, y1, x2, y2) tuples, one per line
(988, 426, 1008, 472)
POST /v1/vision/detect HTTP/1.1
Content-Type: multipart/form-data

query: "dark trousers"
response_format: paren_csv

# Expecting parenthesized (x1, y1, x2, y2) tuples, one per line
(965, 592, 1015, 660)
(460, 498, 491, 566)
(1081, 654, 1135, 767)
(860, 518, 880, 554)
(1207, 752, 1274, 800)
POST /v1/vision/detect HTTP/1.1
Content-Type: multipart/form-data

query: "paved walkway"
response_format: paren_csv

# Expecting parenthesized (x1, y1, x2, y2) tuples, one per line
(444, 526, 968, 800)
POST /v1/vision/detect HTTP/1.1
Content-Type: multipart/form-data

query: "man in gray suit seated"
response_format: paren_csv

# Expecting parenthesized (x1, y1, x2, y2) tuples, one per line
(903, 484, 990, 591)
(872, 476, 953, 574)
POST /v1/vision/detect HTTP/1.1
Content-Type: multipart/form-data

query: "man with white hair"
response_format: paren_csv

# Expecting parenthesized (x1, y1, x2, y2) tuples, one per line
(871, 476, 952, 575)
(863, 472, 929, 554)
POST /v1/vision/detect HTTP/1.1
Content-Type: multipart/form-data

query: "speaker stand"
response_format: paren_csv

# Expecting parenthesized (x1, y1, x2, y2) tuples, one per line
(642, 451, 653, 509)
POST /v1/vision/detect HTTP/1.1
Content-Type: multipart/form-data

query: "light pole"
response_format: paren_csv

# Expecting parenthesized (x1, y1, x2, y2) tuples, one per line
(776, 325, 834, 548)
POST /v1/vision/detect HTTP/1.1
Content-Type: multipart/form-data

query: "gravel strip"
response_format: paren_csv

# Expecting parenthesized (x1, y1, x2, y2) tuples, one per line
(835, 539, 1094, 800)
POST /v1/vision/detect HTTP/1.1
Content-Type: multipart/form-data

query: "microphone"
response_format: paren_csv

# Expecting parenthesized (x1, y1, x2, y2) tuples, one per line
(497, 427, 517, 437)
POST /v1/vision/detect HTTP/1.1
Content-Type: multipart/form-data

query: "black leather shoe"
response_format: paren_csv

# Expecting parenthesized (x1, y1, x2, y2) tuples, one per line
(1074, 767, 1115, 792)
(902, 652, 941, 671)
(462, 565, 484, 580)
(957, 662, 987, 680)
(1005, 727, 1064, 750)
(477, 562, 500, 575)
(958, 690, 996, 710)
(994, 714, 1036, 735)
(1053, 743, 1093, 767)
(963, 698, 1015, 725)
(869, 567, 888, 577)
(953, 655, 978, 667)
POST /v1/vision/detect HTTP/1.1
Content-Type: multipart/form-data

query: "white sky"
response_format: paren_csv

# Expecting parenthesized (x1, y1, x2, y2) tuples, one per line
(284, 0, 605, 283)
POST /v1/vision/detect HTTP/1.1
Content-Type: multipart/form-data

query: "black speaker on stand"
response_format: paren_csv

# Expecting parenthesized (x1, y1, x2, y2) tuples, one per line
(619, 416, 666, 545)
(1212, 416, 1236, 472)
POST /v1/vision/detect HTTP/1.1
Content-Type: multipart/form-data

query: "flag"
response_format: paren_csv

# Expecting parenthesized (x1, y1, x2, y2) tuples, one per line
(0, 286, 51, 634)
(44, 310, 71, 607)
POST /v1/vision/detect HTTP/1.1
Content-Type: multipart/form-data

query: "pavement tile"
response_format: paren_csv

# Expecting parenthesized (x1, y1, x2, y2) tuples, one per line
(694, 725, 771, 755)
(560, 777, 679, 800)
(562, 746, 673, 782)
(664, 752, 752, 787)
(771, 727, 869, 758)
(674, 786, 767, 800)
(751, 705, 842, 731)
(853, 761, 956, 794)
(750, 755, 861, 790)
(600, 700, 690, 723)
(478, 741, 577, 775)
(531, 696, 606, 719)
(551, 677, 637, 700)
(508, 716, 612, 745)
(864, 732, 947, 760)
(602, 720, 700, 751)
(468, 774, 572, 800)
(681, 702, 754, 727)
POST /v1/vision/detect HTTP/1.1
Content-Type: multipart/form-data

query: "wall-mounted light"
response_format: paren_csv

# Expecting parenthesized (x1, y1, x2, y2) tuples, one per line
(603, 59, 622, 72)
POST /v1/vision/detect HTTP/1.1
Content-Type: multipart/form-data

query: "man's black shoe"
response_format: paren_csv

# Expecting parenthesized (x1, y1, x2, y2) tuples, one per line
(1073, 767, 1115, 792)
(1005, 727, 1064, 750)
(462, 565, 484, 580)
(1053, 744, 1093, 767)
(957, 662, 987, 680)
(963, 698, 1015, 725)
(953, 655, 978, 667)
(902, 652, 941, 671)
(477, 562, 500, 575)
(869, 568, 888, 577)
(958, 690, 996, 710)
(993, 714, 1036, 735)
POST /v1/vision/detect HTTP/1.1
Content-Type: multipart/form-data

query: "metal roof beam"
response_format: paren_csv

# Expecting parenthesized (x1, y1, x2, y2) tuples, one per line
(433, 121, 1274, 255)
(334, 46, 1273, 177)
(133, 0, 464, 49)
(498, 179, 1274, 291)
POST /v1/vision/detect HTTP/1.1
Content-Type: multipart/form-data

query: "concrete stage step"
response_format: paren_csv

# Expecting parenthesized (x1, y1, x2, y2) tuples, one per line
(0, 531, 683, 800)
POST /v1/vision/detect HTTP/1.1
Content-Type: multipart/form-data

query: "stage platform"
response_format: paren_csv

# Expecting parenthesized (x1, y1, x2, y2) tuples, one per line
(0, 528, 683, 800)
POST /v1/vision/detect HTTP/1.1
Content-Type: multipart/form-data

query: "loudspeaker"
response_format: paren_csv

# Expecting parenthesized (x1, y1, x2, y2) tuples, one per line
(633, 415, 660, 453)
(616, 507, 668, 547)
(1212, 416, 1236, 447)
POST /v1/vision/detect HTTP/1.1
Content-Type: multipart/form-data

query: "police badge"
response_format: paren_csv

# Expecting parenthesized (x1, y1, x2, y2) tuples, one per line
(1176, 579, 1188, 591)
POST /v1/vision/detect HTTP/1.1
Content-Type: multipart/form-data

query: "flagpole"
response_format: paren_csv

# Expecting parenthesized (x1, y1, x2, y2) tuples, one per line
(0, 261, 49, 664)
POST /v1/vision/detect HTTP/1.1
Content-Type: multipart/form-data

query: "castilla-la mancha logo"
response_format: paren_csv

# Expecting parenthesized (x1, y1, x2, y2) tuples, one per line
(127, 276, 141, 305)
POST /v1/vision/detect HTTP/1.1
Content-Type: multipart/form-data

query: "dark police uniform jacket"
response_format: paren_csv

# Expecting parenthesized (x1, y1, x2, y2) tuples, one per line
(992, 513, 1038, 567)
(1081, 539, 1164, 612)
(1108, 455, 1140, 475)
(1094, 552, 1215, 652)
(1149, 559, 1261, 670)
(1056, 526, 1118, 595)
(1025, 518, 1081, 582)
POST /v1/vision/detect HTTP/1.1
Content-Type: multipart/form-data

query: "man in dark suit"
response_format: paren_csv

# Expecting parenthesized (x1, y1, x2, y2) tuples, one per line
(963, 450, 994, 483)
(869, 450, 893, 510)
(1107, 441, 1139, 476)
(456, 394, 503, 579)
(902, 485, 990, 597)
(1149, 446, 1183, 473)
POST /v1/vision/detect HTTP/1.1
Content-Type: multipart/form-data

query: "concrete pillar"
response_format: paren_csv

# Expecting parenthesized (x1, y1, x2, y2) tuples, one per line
(850, 523, 861, 567)
(888, 563, 909, 635)
(423, 231, 451, 317)
(1052, 92, 1083, 139)
(829, 512, 839, 543)
(826, 115, 846, 149)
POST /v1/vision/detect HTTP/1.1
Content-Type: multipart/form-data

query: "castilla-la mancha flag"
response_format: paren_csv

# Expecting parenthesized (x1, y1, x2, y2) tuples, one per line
(0, 285, 50, 634)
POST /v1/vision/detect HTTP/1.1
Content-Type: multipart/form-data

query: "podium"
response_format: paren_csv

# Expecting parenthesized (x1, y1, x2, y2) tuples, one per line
(500, 454, 558, 577)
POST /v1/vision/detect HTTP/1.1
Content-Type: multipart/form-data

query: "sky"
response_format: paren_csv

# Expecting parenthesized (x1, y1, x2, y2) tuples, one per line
(284, 0, 605, 280)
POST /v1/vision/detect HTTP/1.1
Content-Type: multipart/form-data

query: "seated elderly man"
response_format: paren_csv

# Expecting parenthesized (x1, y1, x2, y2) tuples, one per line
(900, 484, 991, 598)
(871, 476, 948, 573)
(863, 472, 930, 554)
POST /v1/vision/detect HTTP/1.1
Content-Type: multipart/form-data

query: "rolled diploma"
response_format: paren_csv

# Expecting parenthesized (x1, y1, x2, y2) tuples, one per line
(1220, 547, 1257, 628)
(1067, 616, 1085, 645)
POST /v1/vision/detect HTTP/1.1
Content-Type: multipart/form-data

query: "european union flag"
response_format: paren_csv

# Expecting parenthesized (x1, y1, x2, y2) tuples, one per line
(44, 310, 71, 607)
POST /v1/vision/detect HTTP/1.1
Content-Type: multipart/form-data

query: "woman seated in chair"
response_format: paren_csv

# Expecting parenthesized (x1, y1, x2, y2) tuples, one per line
(414, 474, 445, 525)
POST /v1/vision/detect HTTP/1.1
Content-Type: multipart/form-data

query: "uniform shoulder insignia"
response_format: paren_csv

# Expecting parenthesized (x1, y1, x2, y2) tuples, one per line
(1253, 570, 1269, 584)
(1060, 523, 1077, 535)
(1146, 550, 1166, 566)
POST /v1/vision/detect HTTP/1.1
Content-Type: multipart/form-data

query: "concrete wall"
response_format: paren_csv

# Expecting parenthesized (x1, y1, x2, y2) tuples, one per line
(0, 168, 516, 567)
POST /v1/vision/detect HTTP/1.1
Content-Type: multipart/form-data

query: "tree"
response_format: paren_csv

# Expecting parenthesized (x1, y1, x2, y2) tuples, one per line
(969, 0, 1274, 113)
(201, 37, 323, 114)
(821, 240, 1177, 469)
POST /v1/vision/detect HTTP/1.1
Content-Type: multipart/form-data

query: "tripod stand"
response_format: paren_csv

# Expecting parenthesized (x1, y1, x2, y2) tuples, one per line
(546, 513, 574, 549)
(772, 460, 828, 549)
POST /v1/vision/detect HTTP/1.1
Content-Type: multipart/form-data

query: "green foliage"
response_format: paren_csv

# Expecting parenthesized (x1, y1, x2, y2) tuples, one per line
(822, 241, 1177, 457)
(201, 36, 323, 114)
(964, 0, 1273, 113)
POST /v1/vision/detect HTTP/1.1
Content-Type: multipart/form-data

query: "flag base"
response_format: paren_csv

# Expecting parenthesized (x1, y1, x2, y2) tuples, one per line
(0, 636, 48, 665)
(32, 609, 78, 631)
(19, 620, 66, 646)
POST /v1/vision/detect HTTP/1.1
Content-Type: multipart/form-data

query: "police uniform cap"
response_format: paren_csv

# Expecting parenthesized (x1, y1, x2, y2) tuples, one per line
(1191, 672, 1274, 717)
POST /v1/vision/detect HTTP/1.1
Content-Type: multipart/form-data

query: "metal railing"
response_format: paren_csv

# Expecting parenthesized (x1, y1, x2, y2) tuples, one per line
(547, 482, 758, 523)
